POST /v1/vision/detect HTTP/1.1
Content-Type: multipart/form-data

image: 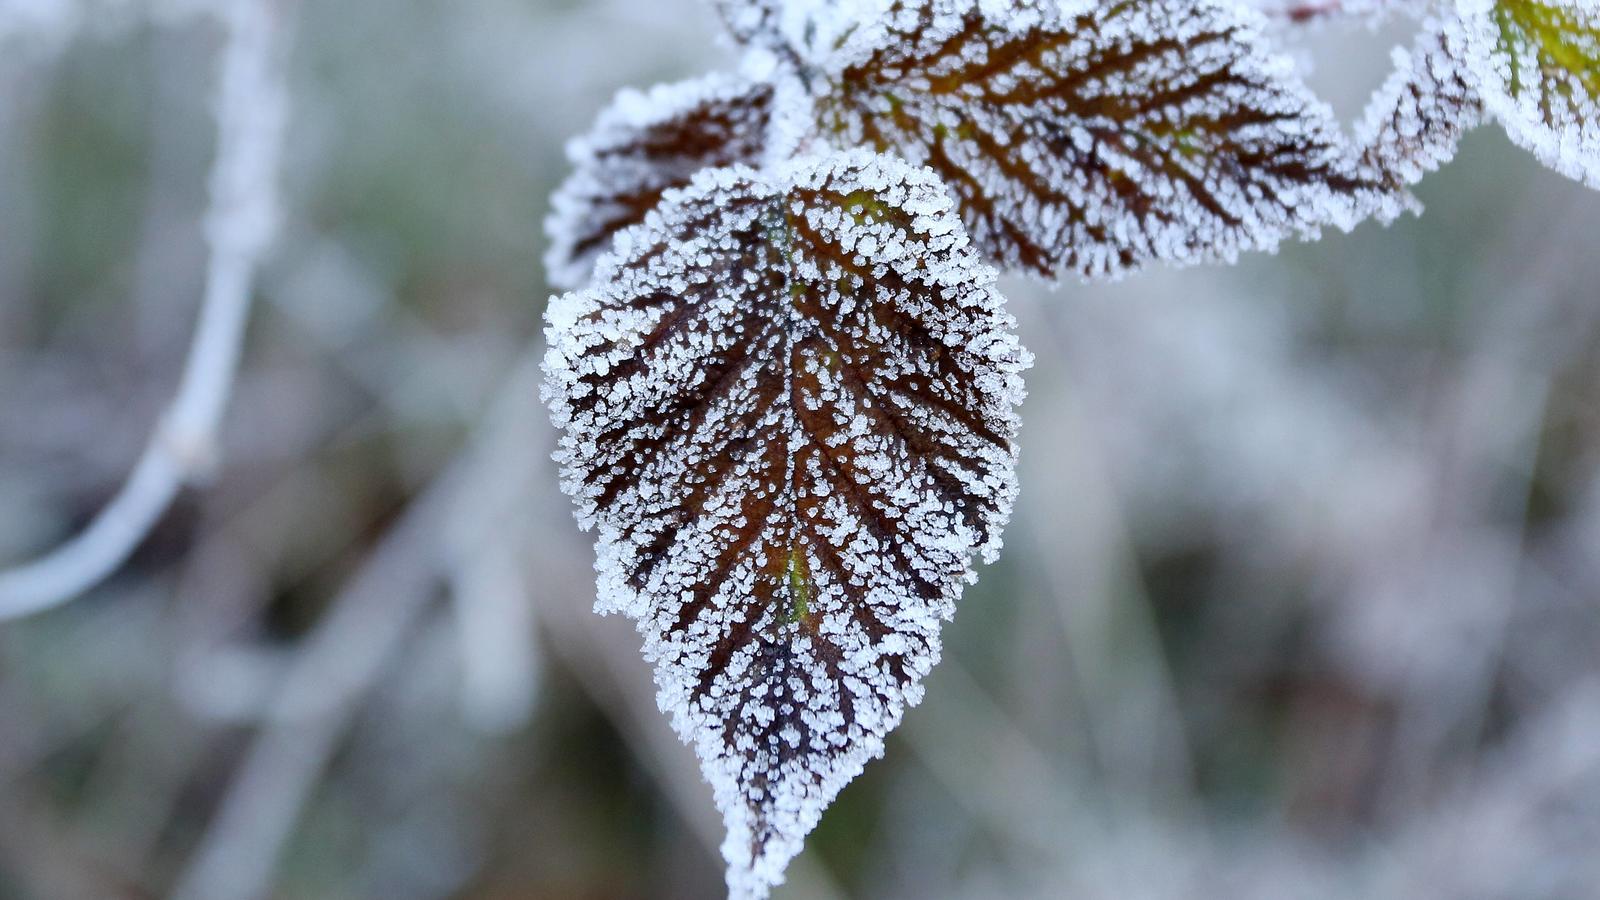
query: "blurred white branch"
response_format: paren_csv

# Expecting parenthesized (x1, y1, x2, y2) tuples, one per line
(0, 0, 289, 620)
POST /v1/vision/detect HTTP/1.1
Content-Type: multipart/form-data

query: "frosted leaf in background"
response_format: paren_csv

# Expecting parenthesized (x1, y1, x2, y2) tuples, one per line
(709, 0, 785, 44)
(709, 0, 888, 59)
(543, 150, 1028, 899)
(1453, 0, 1600, 188)
(1247, 0, 1427, 26)
(543, 73, 774, 290)
(1357, 22, 1485, 196)
(812, 0, 1396, 280)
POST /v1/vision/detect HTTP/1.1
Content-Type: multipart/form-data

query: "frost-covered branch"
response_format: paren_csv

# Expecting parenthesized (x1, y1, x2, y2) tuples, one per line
(0, 0, 291, 620)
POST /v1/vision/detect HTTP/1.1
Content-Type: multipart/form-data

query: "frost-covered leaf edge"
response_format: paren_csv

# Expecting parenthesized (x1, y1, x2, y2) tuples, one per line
(1451, 0, 1600, 189)
(543, 71, 776, 291)
(1355, 17, 1486, 204)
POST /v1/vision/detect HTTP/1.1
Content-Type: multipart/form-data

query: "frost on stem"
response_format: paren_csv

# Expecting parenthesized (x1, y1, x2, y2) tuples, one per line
(543, 73, 774, 290)
(543, 150, 1028, 899)
(813, 0, 1394, 280)
(1453, 0, 1600, 188)
(1357, 22, 1485, 199)
(0, 0, 290, 619)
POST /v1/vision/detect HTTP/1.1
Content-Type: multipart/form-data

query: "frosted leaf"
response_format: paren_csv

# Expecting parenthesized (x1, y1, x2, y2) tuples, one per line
(1356, 22, 1485, 202)
(543, 73, 773, 290)
(813, 0, 1394, 280)
(1453, 0, 1600, 188)
(543, 149, 1029, 899)
(711, 0, 785, 45)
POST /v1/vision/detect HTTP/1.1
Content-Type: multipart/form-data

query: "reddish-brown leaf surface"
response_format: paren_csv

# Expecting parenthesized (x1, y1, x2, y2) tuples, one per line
(815, 0, 1393, 279)
(544, 73, 773, 289)
(544, 150, 1028, 898)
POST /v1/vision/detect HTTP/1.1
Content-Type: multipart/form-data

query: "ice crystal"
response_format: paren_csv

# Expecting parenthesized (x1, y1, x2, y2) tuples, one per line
(712, 0, 884, 60)
(543, 149, 1029, 900)
(543, 73, 774, 290)
(812, 0, 1394, 280)
(1357, 21, 1485, 200)
(711, 0, 785, 45)
(1453, 0, 1600, 188)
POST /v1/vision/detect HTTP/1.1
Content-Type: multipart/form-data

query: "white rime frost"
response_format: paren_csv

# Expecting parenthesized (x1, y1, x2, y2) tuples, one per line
(1356, 20, 1485, 204)
(543, 72, 773, 290)
(814, 0, 1395, 280)
(711, 0, 786, 45)
(1451, 0, 1600, 189)
(712, 0, 887, 59)
(543, 149, 1029, 899)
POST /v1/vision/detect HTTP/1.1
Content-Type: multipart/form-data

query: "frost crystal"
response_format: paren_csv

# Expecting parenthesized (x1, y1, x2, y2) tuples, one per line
(543, 73, 774, 290)
(712, 0, 885, 59)
(1356, 22, 1485, 204)
(711, 0, 786, 45)
(813, 0, 1394, 280)
(1453, 0, 1600, 189)
(543, 149, 1029, 899)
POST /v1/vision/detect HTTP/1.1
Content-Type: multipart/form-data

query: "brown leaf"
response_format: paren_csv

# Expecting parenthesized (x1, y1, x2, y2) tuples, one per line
(1356, 22, 1485, 202)
(543, 149, 1028, 899)
(814, 0, 1394, 279)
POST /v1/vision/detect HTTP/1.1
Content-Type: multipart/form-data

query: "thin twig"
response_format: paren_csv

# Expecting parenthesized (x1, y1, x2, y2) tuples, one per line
(0, 0, 289, 620)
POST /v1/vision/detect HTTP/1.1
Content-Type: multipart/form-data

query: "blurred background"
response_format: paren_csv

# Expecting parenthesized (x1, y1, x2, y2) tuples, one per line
(4, 1, 1600, 898)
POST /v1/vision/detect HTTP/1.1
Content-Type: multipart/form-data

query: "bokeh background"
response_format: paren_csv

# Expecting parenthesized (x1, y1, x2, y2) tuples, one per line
(4, 1, 1600, 898)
